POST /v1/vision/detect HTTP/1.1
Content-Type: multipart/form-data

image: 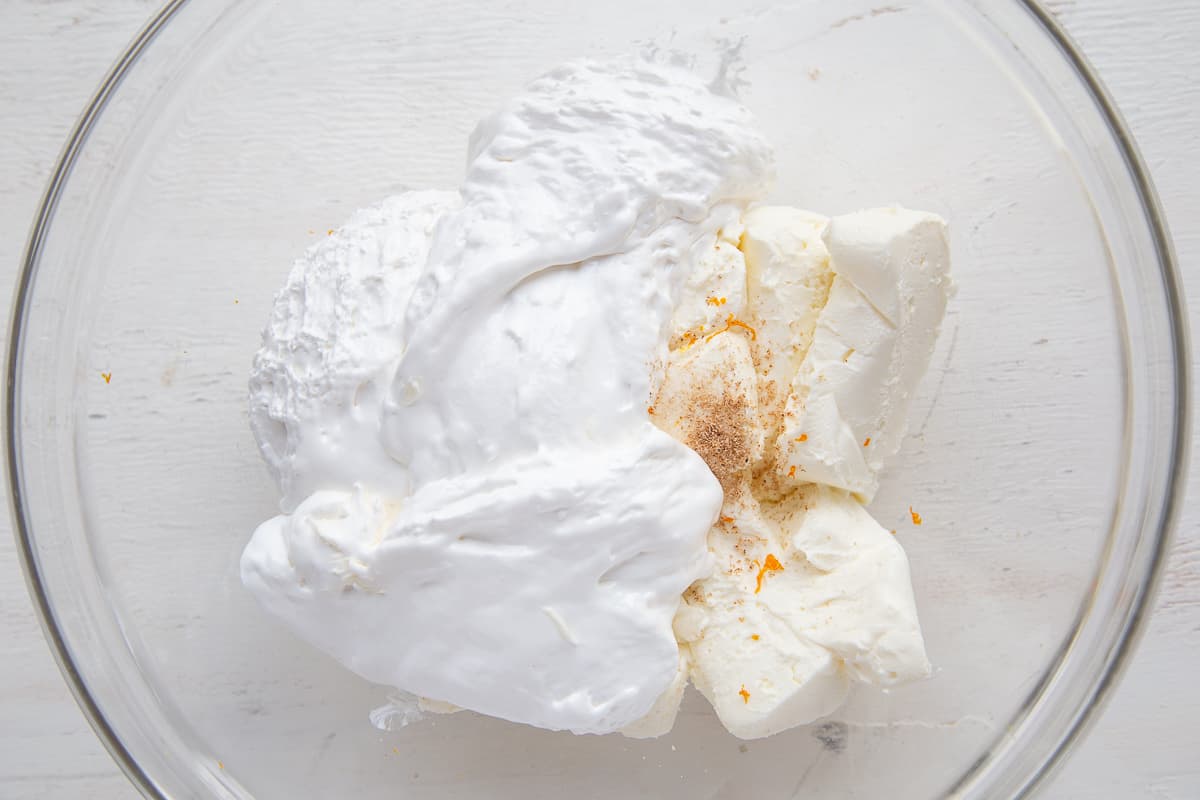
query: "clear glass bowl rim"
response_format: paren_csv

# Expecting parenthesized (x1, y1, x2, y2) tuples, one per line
(5, 1, 1190, 798)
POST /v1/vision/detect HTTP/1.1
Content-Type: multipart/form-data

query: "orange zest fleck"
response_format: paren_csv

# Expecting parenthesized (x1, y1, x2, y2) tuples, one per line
(101, 372, 112, 384)
(754, 553, 784, 594)
(739, 685, 751, 704)
(726, 315, 757, 340)
(910, 506, 923, 526)
(326, 228, 335, 236)
(788, 465, 796, 478)
(646, 405, 656, 415)
(217, 761, 225, 770)
(751, 634, 760, 641)
(705, 296, 728, 307)
(719, 515, 734, 524)
(796, 433, 808, 442)
(705, 313, 758, 343)
(863, 436, 871, 447)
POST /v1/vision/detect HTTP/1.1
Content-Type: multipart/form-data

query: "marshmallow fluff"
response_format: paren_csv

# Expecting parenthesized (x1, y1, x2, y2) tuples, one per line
(245, 58, 768, 735)
(243, 56, 952, 740)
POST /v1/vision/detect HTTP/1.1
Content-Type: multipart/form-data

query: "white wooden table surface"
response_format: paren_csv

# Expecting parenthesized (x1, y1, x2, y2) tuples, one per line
(1, 2, 1196, 798)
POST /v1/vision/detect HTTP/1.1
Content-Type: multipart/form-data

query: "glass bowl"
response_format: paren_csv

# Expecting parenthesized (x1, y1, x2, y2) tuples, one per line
(8, 1, 1188, 798)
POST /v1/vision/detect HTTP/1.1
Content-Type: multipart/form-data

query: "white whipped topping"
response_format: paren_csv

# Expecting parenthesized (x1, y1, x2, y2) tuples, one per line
(243, 57, 775, 734)
(248, 191, 460, 511)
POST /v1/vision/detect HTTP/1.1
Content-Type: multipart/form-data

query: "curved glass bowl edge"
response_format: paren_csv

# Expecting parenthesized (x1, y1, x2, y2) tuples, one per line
(4, 1, 1188, 799)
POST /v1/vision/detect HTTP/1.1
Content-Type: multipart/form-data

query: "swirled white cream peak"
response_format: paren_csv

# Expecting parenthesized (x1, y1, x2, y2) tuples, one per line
(242, 57, 775, 734)
(379, 58, 774, 479)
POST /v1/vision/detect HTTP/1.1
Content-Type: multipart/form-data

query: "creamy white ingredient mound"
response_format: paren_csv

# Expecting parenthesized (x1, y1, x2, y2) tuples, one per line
(245, 57, 768, 735)
(654, 206, 948, 738)
(242, 56, 951, 740)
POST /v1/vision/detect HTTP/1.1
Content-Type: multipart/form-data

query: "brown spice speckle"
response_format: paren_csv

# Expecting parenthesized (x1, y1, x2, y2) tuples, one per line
(681, 391, 751, 495)
(733, 535, 760, 557)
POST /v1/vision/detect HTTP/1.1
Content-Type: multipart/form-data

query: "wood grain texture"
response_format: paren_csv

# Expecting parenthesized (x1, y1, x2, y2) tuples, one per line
(1040, 2, 1200, 797)
(0, 1, 1195, 798)
(0, 8, 165, 799)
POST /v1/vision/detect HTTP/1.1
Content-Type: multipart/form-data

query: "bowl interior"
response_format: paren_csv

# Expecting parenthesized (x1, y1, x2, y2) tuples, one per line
(12, 1, 1179, 798)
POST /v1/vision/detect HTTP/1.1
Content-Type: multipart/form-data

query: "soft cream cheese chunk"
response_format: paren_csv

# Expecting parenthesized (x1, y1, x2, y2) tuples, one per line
(739, 206, 834, 485)
(644, 204, 941, 741)
(679, 486, 852, 741)
(653, 327, 930, 739)
(777, 207, 951, 501)
(741, 207, 833, 439)
(670, 223, 750, 348)
(677, 485, 929, 740)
